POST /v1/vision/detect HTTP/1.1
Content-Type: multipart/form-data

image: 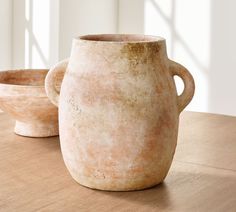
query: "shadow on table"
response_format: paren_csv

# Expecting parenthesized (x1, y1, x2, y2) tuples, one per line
(90, 165, 236, 211)
(10, 131, 60, 152)
(98, 182, 171, 210)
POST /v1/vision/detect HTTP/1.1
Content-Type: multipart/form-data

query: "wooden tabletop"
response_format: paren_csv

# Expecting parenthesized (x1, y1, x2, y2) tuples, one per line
(0, 111, 236, 212)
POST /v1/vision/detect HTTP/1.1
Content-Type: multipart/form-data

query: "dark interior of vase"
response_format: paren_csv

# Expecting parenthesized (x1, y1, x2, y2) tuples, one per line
(79, 34, 161, 42)
(0, 69, 48, 86)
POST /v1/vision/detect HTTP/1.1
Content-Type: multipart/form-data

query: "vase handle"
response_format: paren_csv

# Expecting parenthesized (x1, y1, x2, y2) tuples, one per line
(169, 60, 195, 113)
(45, 58, 69, 107)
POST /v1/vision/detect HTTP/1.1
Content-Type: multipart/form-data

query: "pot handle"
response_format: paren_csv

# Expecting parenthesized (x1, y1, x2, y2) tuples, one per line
(45, 58, 69, 107)
(169, 60, 195, 113)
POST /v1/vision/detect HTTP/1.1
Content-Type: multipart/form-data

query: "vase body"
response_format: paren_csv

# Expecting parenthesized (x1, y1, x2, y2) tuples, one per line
(45, 34, 195, 191)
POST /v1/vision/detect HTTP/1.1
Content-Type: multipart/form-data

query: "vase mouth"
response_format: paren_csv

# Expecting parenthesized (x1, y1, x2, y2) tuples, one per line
(76, 34, 165, 44)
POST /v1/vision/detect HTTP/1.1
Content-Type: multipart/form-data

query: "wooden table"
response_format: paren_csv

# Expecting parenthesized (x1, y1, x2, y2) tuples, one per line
(0, 111, 236, 212)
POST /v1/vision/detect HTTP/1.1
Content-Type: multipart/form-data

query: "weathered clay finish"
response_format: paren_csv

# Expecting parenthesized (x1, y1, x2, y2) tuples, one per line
(0, 69, 59, 137)
(45, 34, 195, 191)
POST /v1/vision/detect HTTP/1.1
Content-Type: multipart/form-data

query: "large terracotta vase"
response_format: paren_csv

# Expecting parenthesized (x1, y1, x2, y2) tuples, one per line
(45, 34, 195, 191)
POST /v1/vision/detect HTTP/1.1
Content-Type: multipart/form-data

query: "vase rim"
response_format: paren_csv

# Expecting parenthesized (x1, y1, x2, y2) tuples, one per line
(74, 34, 165, 44)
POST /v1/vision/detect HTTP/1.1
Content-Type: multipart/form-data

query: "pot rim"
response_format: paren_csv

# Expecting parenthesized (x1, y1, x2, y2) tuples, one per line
(75, 34, 166, 44)
(0, 69, 48, 89)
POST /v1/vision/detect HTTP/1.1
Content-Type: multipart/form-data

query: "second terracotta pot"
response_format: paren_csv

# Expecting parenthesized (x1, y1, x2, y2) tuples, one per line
(45, 34, 195, 191)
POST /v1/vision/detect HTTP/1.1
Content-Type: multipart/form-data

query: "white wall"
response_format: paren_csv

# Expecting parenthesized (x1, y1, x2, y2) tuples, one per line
(118, 0, 144, 34)
(119, 0, 236, 116)
(11, 0, 118, 67)
(12, 0, 26, 68)
(0, 0, 12, 69)
(12, 0, 59, 69)
(59, 0, 118, 59)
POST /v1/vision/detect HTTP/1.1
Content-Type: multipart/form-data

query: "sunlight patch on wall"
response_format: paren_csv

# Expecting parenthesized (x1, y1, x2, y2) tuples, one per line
(144, 0, 211, 112)
(25, 0, 50, 68)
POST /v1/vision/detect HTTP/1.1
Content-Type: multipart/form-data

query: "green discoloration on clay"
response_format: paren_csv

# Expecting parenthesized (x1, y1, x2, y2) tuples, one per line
(121, 43, 145, 59)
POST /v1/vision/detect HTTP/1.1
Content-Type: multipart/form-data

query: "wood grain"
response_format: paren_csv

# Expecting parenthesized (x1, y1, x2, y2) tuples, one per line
(0, 111, 236, 212)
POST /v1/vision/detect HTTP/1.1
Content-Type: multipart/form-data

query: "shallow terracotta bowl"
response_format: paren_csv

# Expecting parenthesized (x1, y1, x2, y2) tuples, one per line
(0, 69, 59, 137)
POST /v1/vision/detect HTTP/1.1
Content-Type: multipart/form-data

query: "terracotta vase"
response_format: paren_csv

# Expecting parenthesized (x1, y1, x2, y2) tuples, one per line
(45, 34, 195, 191)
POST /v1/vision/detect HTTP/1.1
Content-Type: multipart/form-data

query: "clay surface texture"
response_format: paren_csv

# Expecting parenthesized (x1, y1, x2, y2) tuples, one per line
(0, 69, 59, 137)
(45, 34, 195, 191)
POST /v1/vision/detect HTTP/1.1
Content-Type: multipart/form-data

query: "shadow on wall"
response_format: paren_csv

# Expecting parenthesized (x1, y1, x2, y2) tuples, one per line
(148, 0, 207, 72)
(13, 0, 118, 69)
(13, 0, 59, 69)
(136, 0, 208, 113)
(24, 0, 59, 68)
(121, 0, 236, 116)
(24, 0, 48, 67)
